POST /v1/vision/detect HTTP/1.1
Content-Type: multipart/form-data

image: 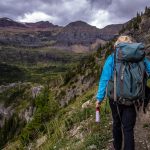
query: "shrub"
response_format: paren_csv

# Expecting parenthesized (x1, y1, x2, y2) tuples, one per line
(19, 88, 60, 146)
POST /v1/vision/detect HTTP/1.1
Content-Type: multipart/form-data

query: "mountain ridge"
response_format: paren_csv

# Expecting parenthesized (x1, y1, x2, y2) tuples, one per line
(0, 17, 121, 30)
(0, 17, 123, 51)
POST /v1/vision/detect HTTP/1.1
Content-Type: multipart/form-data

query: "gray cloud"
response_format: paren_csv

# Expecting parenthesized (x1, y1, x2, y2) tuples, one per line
(0, 0, 150, 28)
(88, 0, 112, 9)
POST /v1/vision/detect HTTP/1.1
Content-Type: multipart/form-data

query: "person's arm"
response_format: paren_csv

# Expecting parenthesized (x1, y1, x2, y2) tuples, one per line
(96, 54, 114, 103)
(144, 57, 150, 77)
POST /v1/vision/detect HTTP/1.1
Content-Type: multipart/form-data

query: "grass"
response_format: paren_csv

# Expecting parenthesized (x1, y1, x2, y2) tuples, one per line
(38, 85, 111, 150)
(3, 85, 111, 150)
(0, 45, 109, 149)
(0, 45, 91, 85)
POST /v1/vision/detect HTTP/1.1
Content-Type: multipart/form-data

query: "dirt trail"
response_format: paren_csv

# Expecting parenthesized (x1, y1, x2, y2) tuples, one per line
(134, 104, 150, 150)
(106, 104, 150, 150)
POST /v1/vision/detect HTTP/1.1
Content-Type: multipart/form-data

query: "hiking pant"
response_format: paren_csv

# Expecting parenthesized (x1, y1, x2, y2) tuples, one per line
(109, 99, 136, 150)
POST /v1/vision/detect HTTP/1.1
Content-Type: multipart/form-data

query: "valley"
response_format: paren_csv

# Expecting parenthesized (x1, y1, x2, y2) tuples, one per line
(1, 6, 150, 150)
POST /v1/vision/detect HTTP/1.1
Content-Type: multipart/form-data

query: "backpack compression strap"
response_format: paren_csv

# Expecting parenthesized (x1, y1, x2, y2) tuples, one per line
(114, 49, 117, 102)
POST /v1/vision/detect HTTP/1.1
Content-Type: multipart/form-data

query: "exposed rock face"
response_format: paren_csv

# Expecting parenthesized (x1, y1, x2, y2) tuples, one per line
(22, 106, 36, 123)
(0, 83, 43, 127)
(58, 75, 95, 107)
(0, 103, 13, 127)
(57, 67, 96, 107)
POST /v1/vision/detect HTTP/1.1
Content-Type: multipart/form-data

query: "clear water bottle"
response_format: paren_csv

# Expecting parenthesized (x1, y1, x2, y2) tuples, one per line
(96, 107, 100, 122)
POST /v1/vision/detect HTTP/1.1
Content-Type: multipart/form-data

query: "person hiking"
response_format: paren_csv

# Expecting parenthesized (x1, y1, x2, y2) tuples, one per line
(95, 35, 150, 150)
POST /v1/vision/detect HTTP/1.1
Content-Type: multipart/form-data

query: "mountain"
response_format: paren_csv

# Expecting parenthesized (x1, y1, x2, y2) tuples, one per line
(0, 18, 122, 149)
(0, 17, 26, 28)
(0, 18, 60, 29)
(1, 7, 150, 150)
(65, 20, 91, 27)
(25, 21, 60, 28)
(99, 24, 123, 34)
(0, 18, 122, 51)
(56, 21, 122, 47)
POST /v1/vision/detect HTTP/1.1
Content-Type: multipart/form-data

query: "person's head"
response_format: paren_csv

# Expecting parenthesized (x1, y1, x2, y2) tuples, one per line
(114, 35, 134, 47)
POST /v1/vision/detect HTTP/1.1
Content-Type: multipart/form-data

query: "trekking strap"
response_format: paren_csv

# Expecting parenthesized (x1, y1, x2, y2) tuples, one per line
(113, 49, 124, 126)
(116, 103, 124, 128)
(113, 49, 124, 148)
(114, 49, 117, 102)
(104, 86, 108, 113)
(116, 102, 124, 150)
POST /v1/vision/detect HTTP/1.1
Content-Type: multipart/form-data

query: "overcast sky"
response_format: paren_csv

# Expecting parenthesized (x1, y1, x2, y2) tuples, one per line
(0, 0, 150, 28)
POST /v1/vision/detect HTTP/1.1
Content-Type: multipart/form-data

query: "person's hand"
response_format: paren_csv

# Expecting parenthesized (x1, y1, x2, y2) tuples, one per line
(96, 100, 101, 108)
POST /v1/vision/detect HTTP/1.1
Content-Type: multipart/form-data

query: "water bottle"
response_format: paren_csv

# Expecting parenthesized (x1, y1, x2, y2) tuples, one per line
(95, 107, 100, 122)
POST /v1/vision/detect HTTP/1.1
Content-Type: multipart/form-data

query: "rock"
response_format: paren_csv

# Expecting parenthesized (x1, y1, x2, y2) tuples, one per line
(36, 135, 47, 148)
(0, 103, 13, 127)
(69, 125, 84, 139)
(58, 74, 95, 107)
(24, 106, 36, 123)
(82, 100, 91, 108)
(0, 82, 21, 93)
(87, 144, 97, 150)
(31, 85, 44, 98)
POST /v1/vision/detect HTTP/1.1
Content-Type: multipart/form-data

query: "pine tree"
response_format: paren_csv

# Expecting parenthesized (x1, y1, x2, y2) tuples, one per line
(145, 6, 150, 16)
(136, 12, 141, 23)
(145, 6, 148, 13)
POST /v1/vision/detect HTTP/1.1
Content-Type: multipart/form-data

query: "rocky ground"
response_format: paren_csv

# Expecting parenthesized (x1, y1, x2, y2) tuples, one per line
(134, 104, 150, 150)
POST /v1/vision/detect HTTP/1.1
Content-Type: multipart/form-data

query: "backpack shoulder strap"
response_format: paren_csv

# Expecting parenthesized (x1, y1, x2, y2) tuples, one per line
(114, 49, 117, 102)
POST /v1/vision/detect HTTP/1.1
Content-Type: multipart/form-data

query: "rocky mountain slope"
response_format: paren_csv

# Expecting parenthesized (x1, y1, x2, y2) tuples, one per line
(0, 18, 122, 51)
(0, 18, 26, 28)
(120, 7, 150, 58)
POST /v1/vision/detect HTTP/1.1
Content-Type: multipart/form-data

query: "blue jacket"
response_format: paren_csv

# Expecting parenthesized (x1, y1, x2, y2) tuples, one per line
(96, 54, 150, 102)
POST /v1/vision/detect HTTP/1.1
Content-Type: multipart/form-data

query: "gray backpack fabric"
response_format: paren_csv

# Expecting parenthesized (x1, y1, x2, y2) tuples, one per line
(107, 42, 146, 105)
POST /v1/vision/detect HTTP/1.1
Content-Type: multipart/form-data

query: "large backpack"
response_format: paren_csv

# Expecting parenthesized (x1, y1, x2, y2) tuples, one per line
(107, 42, 147, 105)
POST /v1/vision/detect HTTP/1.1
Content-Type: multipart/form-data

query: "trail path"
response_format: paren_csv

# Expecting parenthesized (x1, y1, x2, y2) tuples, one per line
(106, 104, 150, 150)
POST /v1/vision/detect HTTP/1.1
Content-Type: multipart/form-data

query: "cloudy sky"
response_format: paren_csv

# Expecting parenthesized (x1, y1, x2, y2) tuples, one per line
(1, 0, 150, 28)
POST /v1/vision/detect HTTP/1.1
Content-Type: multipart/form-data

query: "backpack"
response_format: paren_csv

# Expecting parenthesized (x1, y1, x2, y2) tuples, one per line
(107, 42, 147, 105)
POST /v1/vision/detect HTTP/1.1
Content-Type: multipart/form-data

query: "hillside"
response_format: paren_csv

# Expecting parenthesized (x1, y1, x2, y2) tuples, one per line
(1, 42, 112, 150)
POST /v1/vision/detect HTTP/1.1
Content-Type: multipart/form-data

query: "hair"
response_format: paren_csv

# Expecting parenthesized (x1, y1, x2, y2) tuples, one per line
(114, 35, 134, 46)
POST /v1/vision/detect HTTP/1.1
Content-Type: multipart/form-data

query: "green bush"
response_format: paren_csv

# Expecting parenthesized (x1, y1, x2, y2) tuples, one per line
(0, 114, 24, 149)
(19, 88, 60, 146)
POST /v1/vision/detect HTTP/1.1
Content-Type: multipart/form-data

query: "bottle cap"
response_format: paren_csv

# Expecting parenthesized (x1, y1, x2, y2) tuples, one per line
(96, 107, 100, 111)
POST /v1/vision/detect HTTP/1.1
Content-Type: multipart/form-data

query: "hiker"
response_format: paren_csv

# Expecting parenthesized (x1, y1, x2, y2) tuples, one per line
(95, 35, 150, 150)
